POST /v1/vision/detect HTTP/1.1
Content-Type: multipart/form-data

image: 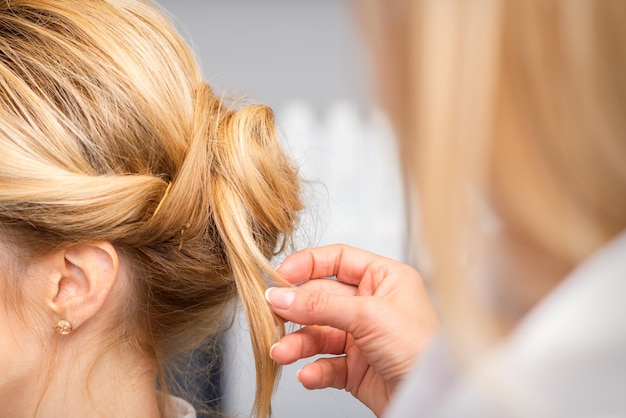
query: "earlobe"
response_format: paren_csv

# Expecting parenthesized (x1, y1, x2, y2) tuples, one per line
(48, 242, 119, 333)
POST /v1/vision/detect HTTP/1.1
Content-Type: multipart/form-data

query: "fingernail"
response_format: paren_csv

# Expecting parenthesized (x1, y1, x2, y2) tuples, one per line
(296, 368, 303, 382)
(269, 342, 279, 360)
(265, 287, 296, 309)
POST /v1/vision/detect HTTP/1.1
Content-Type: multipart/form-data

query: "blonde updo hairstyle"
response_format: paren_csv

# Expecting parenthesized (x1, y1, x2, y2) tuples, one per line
(0, 0, 301, 416)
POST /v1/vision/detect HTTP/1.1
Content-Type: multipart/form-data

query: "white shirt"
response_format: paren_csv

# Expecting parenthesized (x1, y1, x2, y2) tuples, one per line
(386, 230, 626, 417)
(166, 395, 196, 418)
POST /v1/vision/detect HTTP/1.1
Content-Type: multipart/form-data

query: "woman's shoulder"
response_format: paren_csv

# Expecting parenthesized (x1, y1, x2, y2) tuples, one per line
(486, 229, 626, 415)
(387, 230, 626, 418)
(510, 229, 626, 352)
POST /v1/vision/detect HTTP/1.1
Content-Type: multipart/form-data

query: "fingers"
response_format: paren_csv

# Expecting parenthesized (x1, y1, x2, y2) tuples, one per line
(270, 325, 347, 365)
(276, 244, 400, 286)
(270, 244, 440, 405)
(297, 357, 348, 391)
(266, 283, 377, 336)
(295, 355, 392, 417)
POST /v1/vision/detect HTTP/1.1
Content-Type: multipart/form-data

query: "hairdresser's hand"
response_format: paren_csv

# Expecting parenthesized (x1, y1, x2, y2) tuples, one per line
(265, 245, 439, 417)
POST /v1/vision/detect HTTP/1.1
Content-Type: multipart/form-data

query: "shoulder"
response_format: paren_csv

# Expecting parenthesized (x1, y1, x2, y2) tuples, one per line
(387, 230, 626, 418)
(488, 229, 626, 416)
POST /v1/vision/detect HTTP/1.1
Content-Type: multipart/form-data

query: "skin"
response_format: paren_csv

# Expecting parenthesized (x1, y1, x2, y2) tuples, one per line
(0, 240, 161, 418)
(266, 244, 439, 417)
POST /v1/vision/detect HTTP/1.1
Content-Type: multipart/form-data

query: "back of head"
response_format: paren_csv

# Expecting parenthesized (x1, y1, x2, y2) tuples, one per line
(0, 0, 302, 415)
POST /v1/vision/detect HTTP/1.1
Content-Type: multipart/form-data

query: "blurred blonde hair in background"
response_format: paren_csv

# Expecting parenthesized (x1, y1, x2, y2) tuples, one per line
(361, 0, 626, 359)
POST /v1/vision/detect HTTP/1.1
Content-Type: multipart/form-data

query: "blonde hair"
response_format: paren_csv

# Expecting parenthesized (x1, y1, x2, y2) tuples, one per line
(0, 0, 301, 416)
(365, 0, 626, 357)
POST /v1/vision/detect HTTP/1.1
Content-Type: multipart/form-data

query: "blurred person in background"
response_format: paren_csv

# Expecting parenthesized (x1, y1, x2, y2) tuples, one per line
(266, 1, 626, 417)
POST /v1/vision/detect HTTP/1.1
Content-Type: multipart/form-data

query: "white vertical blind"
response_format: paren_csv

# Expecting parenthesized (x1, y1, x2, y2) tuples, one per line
(279, 101, 406, 259)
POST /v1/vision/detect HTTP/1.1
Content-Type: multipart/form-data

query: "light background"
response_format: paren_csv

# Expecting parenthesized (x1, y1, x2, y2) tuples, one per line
(155, 1, 406, 416)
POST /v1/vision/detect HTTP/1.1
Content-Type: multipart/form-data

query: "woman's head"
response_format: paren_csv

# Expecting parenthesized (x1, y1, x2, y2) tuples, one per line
(363, 0, 626, 352)
(0, 0, 301, 415)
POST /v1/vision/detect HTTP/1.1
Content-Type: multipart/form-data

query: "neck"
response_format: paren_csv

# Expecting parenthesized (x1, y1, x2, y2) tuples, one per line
(4, 334, 161, 418)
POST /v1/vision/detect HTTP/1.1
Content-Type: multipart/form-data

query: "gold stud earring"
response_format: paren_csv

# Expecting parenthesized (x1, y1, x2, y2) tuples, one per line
(55, 319, 73, 335)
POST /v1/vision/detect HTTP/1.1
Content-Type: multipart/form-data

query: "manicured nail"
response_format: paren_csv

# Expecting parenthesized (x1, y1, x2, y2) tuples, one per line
(265, 287, 295, 309)
(269, 342, 279, 360)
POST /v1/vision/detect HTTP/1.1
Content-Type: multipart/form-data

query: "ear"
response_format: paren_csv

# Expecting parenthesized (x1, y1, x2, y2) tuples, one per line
(45, 242, 119, 332)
